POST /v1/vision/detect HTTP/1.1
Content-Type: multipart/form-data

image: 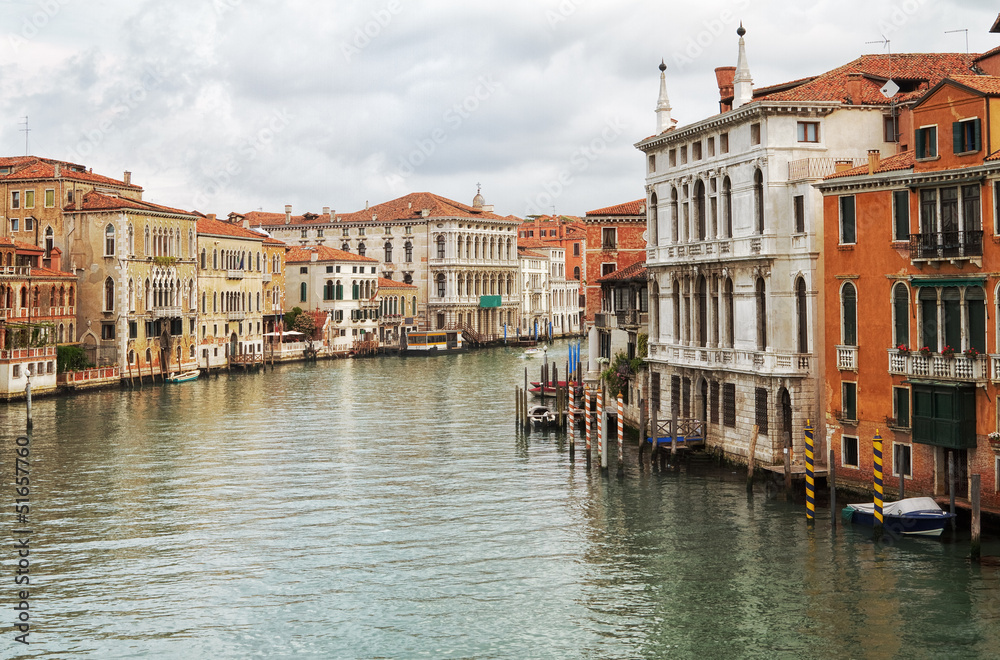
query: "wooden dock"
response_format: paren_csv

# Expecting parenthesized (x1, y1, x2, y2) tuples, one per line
(762, 464, 828, 480)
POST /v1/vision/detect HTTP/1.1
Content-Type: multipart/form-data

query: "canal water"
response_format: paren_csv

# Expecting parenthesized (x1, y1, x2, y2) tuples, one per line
(3, 342, 1000, 659)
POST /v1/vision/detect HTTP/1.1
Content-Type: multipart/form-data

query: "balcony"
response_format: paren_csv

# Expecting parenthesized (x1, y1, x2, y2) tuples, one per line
(647, 234, 774, 265)
(909, 231, 983, 264)
(227, 269, 245, 280)
(616, 309, 649, 328)
(228, 311, 247, 320)
(151, 306, 182, 319)
(0, 266, 32, 277)
(262, 273, 272, 282)
(837, 345, 857, 371)
(648, 343, 810, 376)
(787, 156, 866, 182)
(888, 348, 986, 383)
(594, 313, 617, 329)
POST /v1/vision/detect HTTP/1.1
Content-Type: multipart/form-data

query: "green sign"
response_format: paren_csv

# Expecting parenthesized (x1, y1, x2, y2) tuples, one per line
(479, 296, 501, 308)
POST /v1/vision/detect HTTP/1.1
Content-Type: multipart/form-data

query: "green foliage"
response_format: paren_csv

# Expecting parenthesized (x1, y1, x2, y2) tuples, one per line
(284, 307, 303, 329)
(153, 256, 178, 267)
(57, 344, 91, 373)
(293, 312, 316, 338)
(600, 351, 633, 399)
(637, 333, 648, 360)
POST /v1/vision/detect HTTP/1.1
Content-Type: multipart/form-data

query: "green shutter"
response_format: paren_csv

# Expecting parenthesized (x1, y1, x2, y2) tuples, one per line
(974, 117, 982, 152)
(953, 121, 963, 154)
(916, 128, 925, 158)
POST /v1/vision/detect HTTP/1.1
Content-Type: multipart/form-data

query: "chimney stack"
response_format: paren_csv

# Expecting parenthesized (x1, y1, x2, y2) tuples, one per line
(207, 213, 217, 221)
(242, 216, 250, 229)
(284, 204, 292, 225)
(123, 171, 131, 186)
(49, 246, 61, 272)
(835, 159, 853, 173)
(54, 163, 61, 177)
(322, 206, 330, 219)
(846, 72, 864, 105)
(867, 149, 881, 175)
(715, 66, 736, 106)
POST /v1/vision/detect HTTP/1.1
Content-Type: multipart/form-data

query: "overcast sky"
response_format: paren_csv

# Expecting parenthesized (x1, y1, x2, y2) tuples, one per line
(0, 0, 995, 219)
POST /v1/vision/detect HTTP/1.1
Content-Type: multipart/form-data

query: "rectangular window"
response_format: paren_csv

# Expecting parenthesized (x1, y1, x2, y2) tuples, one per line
(300, 228, 308, 238)
(893, 190, 910, 241)
(129, 321, 138, 339)
(299, 266, 308, 274)
(723, 383, 736, 428)
(692, 142, 702, 160)
(710, 381, 720, 424)
(892, 443, 912, 478)
(24, 190, 34, 208)
(797, 121, 819, 142)
(755, 387, 768, 434)
(962, 184, 981, 232)
(44, 188, 54, 207)
(842, 381, 857, 422)
(24, 217, 33, 231)
(670, 375, 681, 416)
(893, 386, 910, 428)
(720, 133, 729, 153)
(602, 228, 616, 249)
(601, 262, 616, 276)
(342, 227, 350, 237)
(915, 125, 938, 159)
(359, 227, 366, 236)
(750, 123, 761, 146)
(11, 191, 19, 209)
(648, 154, 655, 172)
(842, 435, 859, 468)
(953, 118, 982, 154)
(839, 195, 856, 244)
(884, 115, 898, 143)
(680, 145, 687, 164)
(573, 242, 580, 256)
(9, 218, 18, 232)
(101, 323, 116, 340)
(707, 137, 715, 157)
(326, 265, 333, 273)
(793, 195, 805, 233)
(336, 265, 341, 273)
(651, 372, 661, 412)
(668, 149, 676, 167)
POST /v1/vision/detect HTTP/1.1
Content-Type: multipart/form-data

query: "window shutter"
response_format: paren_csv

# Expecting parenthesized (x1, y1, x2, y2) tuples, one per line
(953, 121, 963, 154)
(974, 118, 982, 152)
(915, 128, 925, 158)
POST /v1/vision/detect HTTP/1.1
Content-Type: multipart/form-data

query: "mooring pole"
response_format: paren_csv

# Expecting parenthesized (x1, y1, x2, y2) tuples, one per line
(584, 385, 592, 469)
(568, 382, 575, 459)
(829, 448, 837, 529)
(638, 395, 646, 466)
(948, 450, 956, 530)
(746, 424, 759, 492)
(971, 473, 981, 562)
(650, 406, 658, 469)
(805, 420, 815, 522)
(598, 385, 607, 471)
(25, 369, 33, 431)
(873, 429, 884, 542)
(616, 392, 624, 476)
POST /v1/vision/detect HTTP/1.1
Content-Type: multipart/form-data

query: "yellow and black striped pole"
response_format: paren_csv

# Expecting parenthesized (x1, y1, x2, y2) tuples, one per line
(805, 420, 815, 521)
(873, 429, 884, 541)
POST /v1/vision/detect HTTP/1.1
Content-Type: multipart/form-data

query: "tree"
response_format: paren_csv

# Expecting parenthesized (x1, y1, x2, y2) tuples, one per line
(284, 306, 303, 330)
(293, 312, 316, 338)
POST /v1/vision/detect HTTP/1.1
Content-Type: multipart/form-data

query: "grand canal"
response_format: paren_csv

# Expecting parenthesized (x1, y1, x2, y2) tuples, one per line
(3, 342, 1000, 658)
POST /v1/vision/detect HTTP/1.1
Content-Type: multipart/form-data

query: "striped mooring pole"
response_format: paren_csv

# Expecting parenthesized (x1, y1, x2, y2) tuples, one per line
(568, 382, 576, 458)
(805, 420, 815, 521)
(617, 392, 624, 474)
(873, 429, 885, 541)
(596, 387, 604, 468)
(585, 386, 592, 467)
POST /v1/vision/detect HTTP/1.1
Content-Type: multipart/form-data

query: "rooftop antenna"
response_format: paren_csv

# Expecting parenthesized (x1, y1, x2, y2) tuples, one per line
(945, 28, 969, 54)
(19, 116, 30, 156)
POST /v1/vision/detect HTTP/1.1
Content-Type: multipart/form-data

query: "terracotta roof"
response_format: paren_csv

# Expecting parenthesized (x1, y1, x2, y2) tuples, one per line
(944, 75, 1000, 95)
(518, 249, 547, 259)
(758, 53, 977, 105)
(262, 235, 287, 246)
(596, 259, 647, 283)
(0, 156, 142, 190)
(585, 199, 646, 216)
(241, 211, 329, 228)
(517, 238, 550, 249)
(22, 266, 75, 278)
(65, 191, 193, 216)
(377, 276, 416, 290)
(974, 44, 1000, 62)
(285, 245, 378, 264)
(824, 151, 915, 179)
(197, 216, 265, 241)
(12, 239, 43, 254)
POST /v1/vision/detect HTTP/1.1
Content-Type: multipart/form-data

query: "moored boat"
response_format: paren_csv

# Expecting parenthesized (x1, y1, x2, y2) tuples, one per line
(527, 405, 557, 428)
(842, 497, 955, 537)
(166, 370, 200, 383)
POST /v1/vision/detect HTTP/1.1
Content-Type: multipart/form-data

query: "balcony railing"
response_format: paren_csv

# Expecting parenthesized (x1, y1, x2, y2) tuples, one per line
(227, 269, 245, 280)
(151, 306, 182, 319)
(594, 313, 617, 329)
(648, 343, 810, 375)
(837, 345, 857, 370)
(228, 311, 247, 320)
(787, 157, 867, 182)
(0, 266, 33, 277)
(889, 348, 986, 383)
(909, 231, 983, 262)
(616, 309, 648, 328)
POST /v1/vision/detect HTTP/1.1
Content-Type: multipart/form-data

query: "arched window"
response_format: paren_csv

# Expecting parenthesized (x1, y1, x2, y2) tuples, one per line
(104, 277, 114, 311)
(352, 281, 359, 300)
(697, 275, 707, 346)
(212, 249, 218, 269)
(300, 282, 307, 303)
(892, 282, 909, 348)
(200, 248, 206, 269)
(104, 224, 116, 256)
(754, 169, 765, 234)
(968, 286, 986, 353)
(694, 180, 706, 241)
(573, 266, 580, 280)
(324, 280, 334, 301)
(336, 280, 343, 300)
(672, 279, 681, 342)
(841, 282, 857, 347)
(342, 242, 350, 252)
(437, 235, 446, 259)
(358, 243, 366, 257)
(384, 241, 393, 263)
(649, 192, 659, 245)
(722, 177, 733, 238)
(437, 273, 446, 297)
(128, 279, 135, 312)
(189, 229, 195, 257)
(756, 278, 767, 350)
(796, 277, 808, 353)
(405, 241, 413, 262)
(144, 226, 150, 255)
(670, 187, 679, 243)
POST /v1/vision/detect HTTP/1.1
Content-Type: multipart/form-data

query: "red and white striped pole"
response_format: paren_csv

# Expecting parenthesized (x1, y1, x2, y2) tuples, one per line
(596, 387, 603, 465)
(584, 385, 592, 466)
(569, 380, 576, 457)
(617, 392, 624, 470)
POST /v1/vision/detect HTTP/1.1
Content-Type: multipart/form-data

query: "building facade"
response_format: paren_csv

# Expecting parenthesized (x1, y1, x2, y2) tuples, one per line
(583, 200, 647, 325)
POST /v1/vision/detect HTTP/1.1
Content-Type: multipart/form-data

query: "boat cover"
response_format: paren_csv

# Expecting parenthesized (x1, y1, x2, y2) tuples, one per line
(847, 497, 943, 516)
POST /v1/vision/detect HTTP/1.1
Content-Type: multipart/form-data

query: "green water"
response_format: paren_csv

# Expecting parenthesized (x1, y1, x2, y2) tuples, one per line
(2, 342, 999, 658)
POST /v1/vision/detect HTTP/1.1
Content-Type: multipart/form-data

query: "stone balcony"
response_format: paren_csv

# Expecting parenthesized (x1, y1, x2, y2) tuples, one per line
(227, 269, 245, 280)
(648, 343, 811, 376)
(647, 234, 777, 265)
(888, 348, 987, 384)
(837, 345, 857, 371)
(150, 306, 182, 319)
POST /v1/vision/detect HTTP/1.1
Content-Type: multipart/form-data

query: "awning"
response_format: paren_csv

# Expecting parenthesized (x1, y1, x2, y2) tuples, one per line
(911, 278, 986, 288)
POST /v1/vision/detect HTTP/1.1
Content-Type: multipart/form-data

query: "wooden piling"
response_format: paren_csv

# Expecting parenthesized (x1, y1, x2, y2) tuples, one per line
(616, 392, 624, 476)
(829, 448, 837, 529)
(650, 406, 658, 468)
(746, 424, 759, 491)
(783, 434, 792, 492)
(584, 385, 592, 468)
(670, 409, 677, 459)
(638, 396, 646, 465)
(568, 382, 575, 458)
(598, 385, 606, 470)
(971, 473, 981, 562)
(948, 451, 956, 527)
(515, 387, 520, 427)
(25, 373, 33, 431)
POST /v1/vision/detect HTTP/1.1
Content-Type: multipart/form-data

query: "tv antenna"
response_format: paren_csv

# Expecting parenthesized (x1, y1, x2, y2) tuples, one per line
(19, 116, 30, 156)
(945, 28, 969, 54)
(866, 36, 898, 99)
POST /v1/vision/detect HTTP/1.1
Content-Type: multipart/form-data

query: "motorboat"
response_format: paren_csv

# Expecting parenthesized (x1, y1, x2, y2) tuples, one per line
(165, 370, 200, 383)
(842, 496, 955, 537)
(527, 405, 557, 428)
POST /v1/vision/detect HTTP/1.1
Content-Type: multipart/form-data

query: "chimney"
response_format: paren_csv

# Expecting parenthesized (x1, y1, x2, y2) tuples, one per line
(310, 250, 318, 262)
(123, 170, 131, 186)
(322, 206, 330, 220)
(284, 204, 292, 225)
(846, 72, 864, 105)
(207, 213, 216, 221)
(835, 159, 853, 173)
(867, 149, 881, 175)
(49, 246, 61, 272)
(242, 216, 250, 229)
(421, 209, 430, 218)
(54, 163, 61, 177)
(715, 66, 736, 103)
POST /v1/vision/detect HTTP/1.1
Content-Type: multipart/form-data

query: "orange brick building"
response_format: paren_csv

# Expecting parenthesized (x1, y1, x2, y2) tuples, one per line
(819, 70, 1000, 512)
(582, 200, 647, 324)
(518, 214, 586, 283)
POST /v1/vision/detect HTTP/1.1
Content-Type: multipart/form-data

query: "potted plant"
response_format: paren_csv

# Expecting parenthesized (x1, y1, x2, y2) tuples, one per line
(919, 346, 933, 357)
(941, 345, 955, 358)
(988, 431, 1000, 452)
(964, 346, 981, 359)
(896, 344, 910, 355)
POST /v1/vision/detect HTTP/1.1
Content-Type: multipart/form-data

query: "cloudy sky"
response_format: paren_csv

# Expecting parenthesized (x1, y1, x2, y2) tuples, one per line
(0, 0, 994, 219)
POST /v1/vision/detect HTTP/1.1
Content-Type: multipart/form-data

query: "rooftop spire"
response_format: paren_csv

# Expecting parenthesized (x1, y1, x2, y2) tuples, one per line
(733, 22, 754, 109)
(655, 59, 673, 134)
